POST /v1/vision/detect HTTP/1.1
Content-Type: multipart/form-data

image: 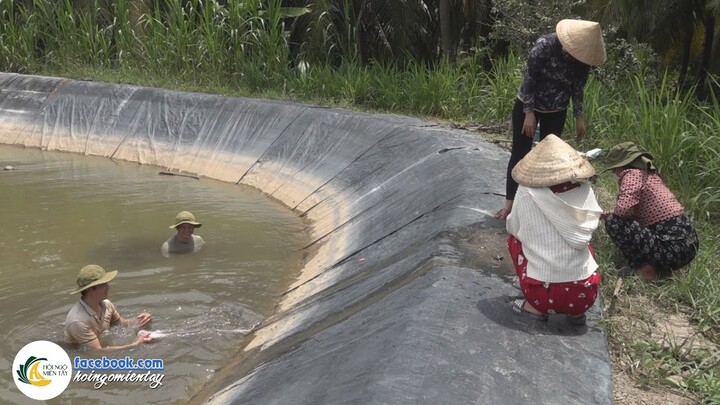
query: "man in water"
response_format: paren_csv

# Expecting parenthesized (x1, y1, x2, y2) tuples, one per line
(161, 211, 205, 257)
(64, 264, 154, 350)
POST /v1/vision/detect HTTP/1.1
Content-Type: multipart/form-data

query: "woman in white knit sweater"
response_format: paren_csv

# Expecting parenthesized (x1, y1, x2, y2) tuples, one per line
(505, 135, 602, 325)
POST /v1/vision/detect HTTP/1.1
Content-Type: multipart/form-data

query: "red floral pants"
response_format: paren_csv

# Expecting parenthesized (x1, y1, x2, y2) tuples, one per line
(507, 235, 600, 316)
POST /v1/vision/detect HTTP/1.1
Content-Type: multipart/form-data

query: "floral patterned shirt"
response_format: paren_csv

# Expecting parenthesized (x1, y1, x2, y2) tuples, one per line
(518, 33, 590, 117)
(612, 168, 685, 226)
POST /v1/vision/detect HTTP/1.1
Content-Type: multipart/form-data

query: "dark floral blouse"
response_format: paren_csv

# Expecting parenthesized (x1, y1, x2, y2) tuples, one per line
(518, 33, 590, 117)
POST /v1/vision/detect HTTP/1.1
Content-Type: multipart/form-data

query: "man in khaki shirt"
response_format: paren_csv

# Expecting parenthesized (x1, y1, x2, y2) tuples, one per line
(64, 264, 154, 351)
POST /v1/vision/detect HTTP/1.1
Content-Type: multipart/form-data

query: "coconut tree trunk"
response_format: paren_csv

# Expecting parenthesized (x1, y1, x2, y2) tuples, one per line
(677, 31, 693, 92)
(711, 28, 720, 74)
(695, 15, 716, 98)
(439, 0, 456, 64)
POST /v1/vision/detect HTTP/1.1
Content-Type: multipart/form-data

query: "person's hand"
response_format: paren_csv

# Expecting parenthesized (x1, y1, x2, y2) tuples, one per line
(494, 200, 513, 219)
(575, 116, 586, 141)
(134, 330, 154, 346)
(136, 312, 153, 328)
(494, 208, 511, 219)
(522, 113, 537, 137)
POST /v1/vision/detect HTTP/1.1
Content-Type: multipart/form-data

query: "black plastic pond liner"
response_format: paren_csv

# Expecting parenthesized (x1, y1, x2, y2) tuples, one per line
(0, 72, 612, 405)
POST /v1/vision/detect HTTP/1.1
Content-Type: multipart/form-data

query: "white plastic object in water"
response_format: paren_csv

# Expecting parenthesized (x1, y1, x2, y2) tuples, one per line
(138, 330, 168, 340)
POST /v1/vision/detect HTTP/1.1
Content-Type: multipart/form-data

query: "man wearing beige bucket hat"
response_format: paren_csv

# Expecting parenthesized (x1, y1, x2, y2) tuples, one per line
(495, 19, 606, 220)
(505, 135, 602, 325)
(600, 142, 699, 281)
(161, 210, 205, 257)
(64, 264, 154, 350)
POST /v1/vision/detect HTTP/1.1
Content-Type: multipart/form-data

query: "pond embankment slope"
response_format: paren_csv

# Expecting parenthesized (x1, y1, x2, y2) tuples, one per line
(0, 73, 612, 404)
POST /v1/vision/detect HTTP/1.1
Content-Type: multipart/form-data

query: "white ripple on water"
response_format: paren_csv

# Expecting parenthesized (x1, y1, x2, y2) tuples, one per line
(31, 254, 61, 264)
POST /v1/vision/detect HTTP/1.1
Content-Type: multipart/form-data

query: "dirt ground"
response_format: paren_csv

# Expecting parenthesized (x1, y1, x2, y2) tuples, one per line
(608, 288, 718, 405)
(613, 371, 697, 405)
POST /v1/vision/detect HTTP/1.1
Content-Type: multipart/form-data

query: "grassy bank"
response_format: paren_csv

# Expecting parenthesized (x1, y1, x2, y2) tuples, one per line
(1, 0, 719, 401)
(589, 76, 720, 403)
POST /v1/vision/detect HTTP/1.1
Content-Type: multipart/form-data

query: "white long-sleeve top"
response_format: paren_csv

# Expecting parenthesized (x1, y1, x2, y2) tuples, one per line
(506, 184, 602, 283)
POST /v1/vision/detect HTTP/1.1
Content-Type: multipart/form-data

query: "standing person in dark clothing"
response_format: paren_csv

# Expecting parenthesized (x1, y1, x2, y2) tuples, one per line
(495, 19, 607, 219)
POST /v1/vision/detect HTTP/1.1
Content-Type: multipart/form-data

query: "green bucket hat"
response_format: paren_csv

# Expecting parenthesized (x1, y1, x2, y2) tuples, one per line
(71, 264, 118, 294)
(602, 142, 656, 172)
(170, 211, 202, 229)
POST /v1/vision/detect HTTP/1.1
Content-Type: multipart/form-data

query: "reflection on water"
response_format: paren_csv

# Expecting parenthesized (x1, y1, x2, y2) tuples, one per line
(0, 145, 309, 404)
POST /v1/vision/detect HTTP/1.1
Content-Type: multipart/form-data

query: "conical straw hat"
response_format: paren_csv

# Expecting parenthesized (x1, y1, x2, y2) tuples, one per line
(512, 134, 596, 187)
(556, 19, 606, 66)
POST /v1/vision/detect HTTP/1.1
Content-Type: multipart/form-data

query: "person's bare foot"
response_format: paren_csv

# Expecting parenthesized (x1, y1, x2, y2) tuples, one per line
(636, 264, 658, 281)
(522, 300, 544, 315)
(510, 299, 548, 320)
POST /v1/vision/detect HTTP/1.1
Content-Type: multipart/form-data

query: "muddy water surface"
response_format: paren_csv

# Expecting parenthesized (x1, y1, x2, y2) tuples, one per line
(0, 145, 309, 404)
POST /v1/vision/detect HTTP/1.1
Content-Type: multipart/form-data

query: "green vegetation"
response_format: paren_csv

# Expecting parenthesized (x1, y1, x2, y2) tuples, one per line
(1, 0, 719, 402)
(589, 72, 720, 401)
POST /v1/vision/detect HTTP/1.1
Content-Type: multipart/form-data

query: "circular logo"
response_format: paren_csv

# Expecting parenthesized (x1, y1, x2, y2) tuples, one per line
(13, 340, 72, 400)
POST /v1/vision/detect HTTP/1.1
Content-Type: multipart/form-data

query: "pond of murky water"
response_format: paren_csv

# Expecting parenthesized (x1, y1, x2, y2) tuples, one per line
(0, 144, 309, 404)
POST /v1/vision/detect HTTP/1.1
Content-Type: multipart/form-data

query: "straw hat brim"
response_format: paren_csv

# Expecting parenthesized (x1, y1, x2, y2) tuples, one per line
(170, 221, 202, 229)
(71, 270, 118, 294)
(556, 19, 607, 66)
(512, 134, 596, 187)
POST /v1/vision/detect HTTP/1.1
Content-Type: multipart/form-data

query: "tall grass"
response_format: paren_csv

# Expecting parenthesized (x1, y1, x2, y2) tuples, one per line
(472, 54, 523, 125)
(583, 72, 720, 221)
(0, 0, 297, 84)
(584, 73, 720, 401)
(0, 0, 35, 71)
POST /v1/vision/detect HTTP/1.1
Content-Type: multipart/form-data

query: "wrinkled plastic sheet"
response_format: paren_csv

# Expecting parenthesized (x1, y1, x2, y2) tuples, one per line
(0, 73, 612, 405)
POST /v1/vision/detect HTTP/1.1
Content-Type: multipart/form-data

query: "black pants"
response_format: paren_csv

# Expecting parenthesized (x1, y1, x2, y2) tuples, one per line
(504, 98, 568, 200)
(605, 214, 699, 275)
